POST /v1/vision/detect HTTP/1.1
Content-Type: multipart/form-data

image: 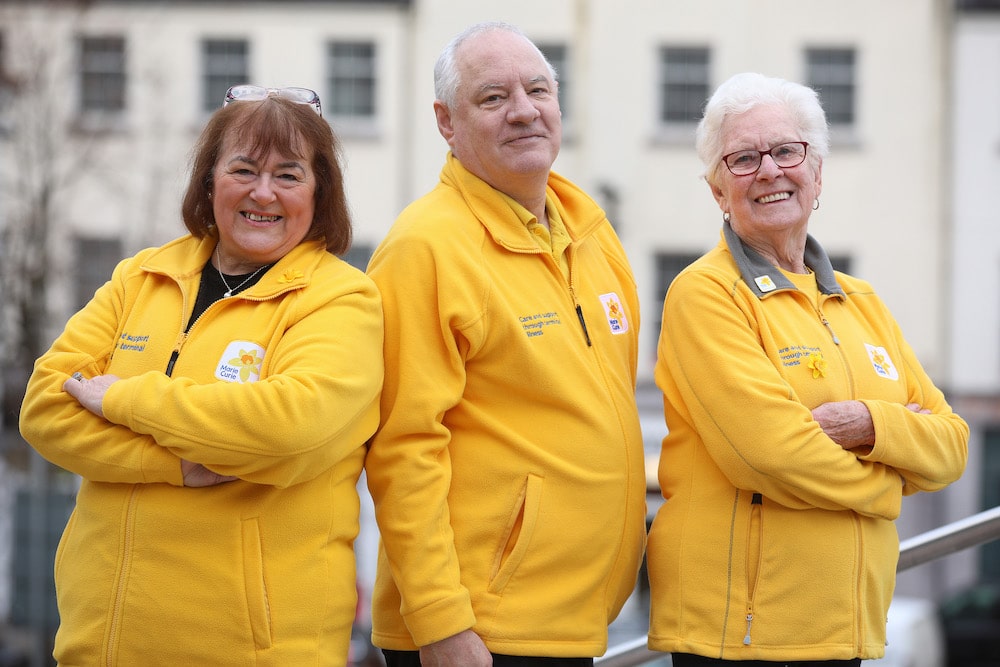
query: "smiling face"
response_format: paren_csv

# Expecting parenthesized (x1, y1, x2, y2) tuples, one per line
(712, 103, 822, 246)
(434, 29, 561, 195)
(211, 133, 316, 273)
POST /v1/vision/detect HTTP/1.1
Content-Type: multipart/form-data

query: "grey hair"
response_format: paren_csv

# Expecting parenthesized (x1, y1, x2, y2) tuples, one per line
(696, 72, 829, 187)
(433, 21, 558, 109)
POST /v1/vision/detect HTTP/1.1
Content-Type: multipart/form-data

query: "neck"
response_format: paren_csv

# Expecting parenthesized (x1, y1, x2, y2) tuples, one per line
(214, 244, 270, 275)
(742, 230, 808, 274)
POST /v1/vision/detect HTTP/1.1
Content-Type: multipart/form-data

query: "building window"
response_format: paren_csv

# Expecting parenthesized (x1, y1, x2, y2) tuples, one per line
(652, 252, 703, 356)
(537, 43, 568, 121)
(78, 35, 126, 115)
(326, 41, 376, 123)
(202, 39, 249, 113)
(806, 48, 856, 127)
(75, 237, 123, 308)
(658, 47, 710, 126)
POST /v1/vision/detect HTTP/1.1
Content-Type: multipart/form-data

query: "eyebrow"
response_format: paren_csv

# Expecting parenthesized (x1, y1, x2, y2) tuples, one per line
(474, 75, 552, 96)
(229, 155, 306, 171)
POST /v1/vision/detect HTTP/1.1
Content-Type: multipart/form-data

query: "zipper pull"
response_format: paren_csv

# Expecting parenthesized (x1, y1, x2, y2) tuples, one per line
(743, 613, 753, 645)
(575, 304, 592, 347)
(165, 331, 188, 377)
(820, 314, 840, 345)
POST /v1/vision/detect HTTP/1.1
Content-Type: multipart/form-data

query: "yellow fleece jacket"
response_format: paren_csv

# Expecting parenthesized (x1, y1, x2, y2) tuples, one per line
(647, 225, 968, 661)
(365, 154, 647, 658)
(19, 235, 383, 666)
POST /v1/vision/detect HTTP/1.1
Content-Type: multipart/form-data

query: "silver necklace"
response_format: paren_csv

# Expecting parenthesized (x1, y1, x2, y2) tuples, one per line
(215, 245, 270, 298)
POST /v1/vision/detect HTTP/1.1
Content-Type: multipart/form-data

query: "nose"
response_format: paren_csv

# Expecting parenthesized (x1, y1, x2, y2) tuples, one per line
(507, 88, 541, 123)
(251, 174, 277, 203)
(755, 153, 783, 178)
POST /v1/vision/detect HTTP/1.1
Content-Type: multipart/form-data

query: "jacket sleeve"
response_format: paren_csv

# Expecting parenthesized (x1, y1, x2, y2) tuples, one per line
(19, 255, 184, 484)
(101, 270, 384, 488)
(858, 317, 969, 494)
(364, 230, 478, 646)
(657, 267, 905, 520)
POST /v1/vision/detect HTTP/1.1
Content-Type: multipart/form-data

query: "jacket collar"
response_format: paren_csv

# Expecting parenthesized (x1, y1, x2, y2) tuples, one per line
(439, 152, 607, 251)
(722, 221, 845, 299)
(141, 234, 328, 297)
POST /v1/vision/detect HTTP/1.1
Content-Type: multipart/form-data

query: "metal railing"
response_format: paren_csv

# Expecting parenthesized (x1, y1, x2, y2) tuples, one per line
(596, 505, 1000, 667)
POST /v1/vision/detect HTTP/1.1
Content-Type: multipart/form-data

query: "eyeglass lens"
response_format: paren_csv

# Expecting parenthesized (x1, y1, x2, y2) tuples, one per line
(724, 142, 807, 175)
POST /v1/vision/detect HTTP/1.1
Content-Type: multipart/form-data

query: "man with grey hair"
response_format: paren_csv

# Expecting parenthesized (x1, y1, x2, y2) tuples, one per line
(365, 21, 647, 667)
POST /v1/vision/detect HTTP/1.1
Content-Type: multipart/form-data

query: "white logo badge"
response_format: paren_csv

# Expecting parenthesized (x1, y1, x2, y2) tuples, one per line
(599, 293, 629, 335)
(754, 275, 777, 293)
(864, 343, 898, 381)
(215, 341, 265, 383)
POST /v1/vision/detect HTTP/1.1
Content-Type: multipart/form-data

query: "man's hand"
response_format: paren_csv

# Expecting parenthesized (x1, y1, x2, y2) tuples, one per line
(419, 629, 492, 667)
(181, 460, 238, 488)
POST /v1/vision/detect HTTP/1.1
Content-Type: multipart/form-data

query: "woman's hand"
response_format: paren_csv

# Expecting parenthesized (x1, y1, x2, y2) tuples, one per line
(811, 399, 875, 450)
(62, 373, 119, 418)
(63, 373, 238, 488)
(181, 460, 238, 487)
(812, 400, 930, 450)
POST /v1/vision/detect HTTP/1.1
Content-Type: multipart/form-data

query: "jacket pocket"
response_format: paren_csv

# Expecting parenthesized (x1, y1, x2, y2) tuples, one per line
(488, 473, 543, 594)
(242, 517, 273, 650)
(743, 492, 764, 646)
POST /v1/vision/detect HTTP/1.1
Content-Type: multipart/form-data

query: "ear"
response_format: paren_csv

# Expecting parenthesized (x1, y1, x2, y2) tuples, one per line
(813, 156, 823, 199)
(709, 180, 728, 213)
(434, 100, 455, 146)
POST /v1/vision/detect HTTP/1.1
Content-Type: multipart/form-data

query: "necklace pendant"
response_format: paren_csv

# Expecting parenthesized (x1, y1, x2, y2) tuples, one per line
(224, 290, 232, 298)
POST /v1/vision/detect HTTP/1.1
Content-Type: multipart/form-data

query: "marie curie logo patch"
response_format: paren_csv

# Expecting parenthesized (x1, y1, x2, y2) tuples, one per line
(599, 293, 629, 335)
(215, 341, 265, 383)
(864, 343, 898, 381)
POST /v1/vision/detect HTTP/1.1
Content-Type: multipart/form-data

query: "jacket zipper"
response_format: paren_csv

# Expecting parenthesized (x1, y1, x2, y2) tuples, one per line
(744, 492, 764, 646)
(818, 310, 841, 345)
(164, 294, 270, 376)
(106, 486, 139, 665)
(165, 331, 188, 377)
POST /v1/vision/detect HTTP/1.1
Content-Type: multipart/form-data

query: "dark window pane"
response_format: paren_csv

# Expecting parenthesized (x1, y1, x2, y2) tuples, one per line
(807, 48, 856, 126)
(327, 41, 376, 117)
(79, 36, 126, 113)
(659, 47, 709, 124)
(202, 39, 249, 113)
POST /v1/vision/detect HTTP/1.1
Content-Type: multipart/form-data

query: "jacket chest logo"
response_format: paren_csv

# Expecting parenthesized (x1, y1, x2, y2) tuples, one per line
(599, 293, 629, 335)
(864, 343, 898, 381)
(216, 341, 265, 383)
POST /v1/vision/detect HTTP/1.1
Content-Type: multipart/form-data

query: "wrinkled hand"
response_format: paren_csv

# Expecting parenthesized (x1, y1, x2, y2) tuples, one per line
(181, 460, 238, 488)
(419, 630, 492, 667)
(812, 400, 931, 450)
(811, 399, 875, 450)
(63, 373, 120, 418)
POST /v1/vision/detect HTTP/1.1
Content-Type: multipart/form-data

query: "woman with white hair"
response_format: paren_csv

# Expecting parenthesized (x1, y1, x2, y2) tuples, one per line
(645, 72, 969, 666)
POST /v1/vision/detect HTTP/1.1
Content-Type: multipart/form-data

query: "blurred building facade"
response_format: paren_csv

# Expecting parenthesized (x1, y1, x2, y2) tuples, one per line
(0, 0, 997, 656)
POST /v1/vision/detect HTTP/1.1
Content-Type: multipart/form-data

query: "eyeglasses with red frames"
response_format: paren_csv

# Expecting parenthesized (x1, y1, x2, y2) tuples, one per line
(722, 141, 809, 176)
(223, 85, 322, 116)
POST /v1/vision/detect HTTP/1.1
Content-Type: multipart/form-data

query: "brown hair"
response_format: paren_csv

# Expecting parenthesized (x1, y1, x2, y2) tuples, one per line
(181, 96, 352, 255)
